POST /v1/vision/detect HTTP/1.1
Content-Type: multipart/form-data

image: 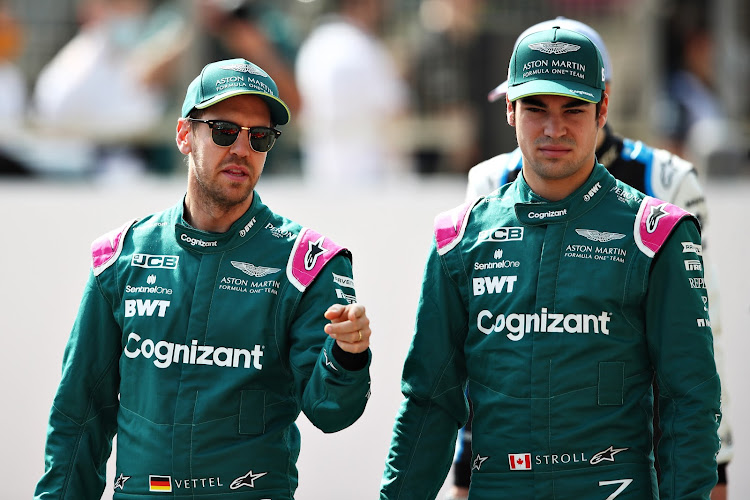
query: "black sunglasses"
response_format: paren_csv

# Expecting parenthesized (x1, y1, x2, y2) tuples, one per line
(187, 118, 281, 153)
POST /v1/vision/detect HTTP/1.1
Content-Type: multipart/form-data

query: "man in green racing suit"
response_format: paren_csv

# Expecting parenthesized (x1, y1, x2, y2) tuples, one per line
(381, 27, 720, 500)
(35, 59, 372, 499)
(452, 17, 732, 500)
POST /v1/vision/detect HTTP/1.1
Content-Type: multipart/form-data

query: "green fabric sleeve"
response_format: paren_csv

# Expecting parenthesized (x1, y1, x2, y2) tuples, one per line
(381, 243, 470, 499)
(646, 220, 721, 499)
(34, 272, 121, 499)
(289, 254, 371, 434)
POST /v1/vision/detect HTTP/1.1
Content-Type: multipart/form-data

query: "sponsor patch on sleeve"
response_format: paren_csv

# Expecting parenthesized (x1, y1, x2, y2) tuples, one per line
(435, 201, 475, 255)
(92, 219, 137, 276)
(287, 228, 348, 292)
(633, 197, 691, 258)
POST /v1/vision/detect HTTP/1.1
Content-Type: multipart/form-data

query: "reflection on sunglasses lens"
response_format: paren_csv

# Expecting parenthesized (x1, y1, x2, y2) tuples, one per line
(250, 132, 273, 152)
(204, 120, 277, 152)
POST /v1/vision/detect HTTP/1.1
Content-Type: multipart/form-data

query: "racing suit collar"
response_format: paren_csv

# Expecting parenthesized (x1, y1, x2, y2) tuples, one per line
(514, 163, 616, 226)
(174, 190, 270, 253)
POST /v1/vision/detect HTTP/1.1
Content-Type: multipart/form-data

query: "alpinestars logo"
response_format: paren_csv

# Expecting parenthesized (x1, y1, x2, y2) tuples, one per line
(230, 470, 268, 490)
(528, 42, 580, 54)
(231, 261, 280, 277)
(113, 473, 130, 490)
(575, 229, 625, 243)
(590, 445, 628, 465)
(473, 455, 489, 471)
(305, 236, 328, 270)
(646, 203, 669, 233)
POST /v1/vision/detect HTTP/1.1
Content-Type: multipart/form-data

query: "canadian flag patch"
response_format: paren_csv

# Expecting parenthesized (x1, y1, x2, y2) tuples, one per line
(508, 453, 532, 470)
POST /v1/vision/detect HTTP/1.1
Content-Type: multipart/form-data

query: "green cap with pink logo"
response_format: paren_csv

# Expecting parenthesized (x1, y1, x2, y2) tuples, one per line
(506, 27, 606, 104)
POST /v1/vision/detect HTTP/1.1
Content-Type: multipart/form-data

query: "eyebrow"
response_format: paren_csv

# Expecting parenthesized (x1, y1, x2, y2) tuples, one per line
(520, 96, 590, 109)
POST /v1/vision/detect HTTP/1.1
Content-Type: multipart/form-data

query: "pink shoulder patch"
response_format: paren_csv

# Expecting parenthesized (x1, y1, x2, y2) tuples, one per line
(287, 228, 347, 292)
(92, 220, 136, 276)
(435, 202, 473, 255)
(634, 197, 691, 258)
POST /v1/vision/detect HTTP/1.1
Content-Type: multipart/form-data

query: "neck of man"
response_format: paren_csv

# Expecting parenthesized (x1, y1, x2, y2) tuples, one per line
(183, 189, 253, 234)
(522, 158, 597, 202)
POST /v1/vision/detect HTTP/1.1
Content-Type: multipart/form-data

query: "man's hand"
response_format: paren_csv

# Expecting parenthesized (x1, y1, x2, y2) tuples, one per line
(324, 303, 370, 354)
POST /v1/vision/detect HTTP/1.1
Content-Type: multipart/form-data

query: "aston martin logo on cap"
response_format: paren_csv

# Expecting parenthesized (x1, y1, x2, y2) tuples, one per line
(529, 42, 581, 55)
(221, 63, 269, 77)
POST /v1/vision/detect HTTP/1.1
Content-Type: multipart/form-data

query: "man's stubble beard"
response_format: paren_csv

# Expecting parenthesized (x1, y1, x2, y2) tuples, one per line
(191, 154, 259, 212)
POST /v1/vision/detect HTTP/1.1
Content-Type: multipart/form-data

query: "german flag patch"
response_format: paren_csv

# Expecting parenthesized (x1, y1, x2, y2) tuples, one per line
(149, 475, 172, 492)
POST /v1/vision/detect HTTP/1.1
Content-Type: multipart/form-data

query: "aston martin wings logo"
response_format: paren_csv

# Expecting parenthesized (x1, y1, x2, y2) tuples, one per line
(221, 63, 269, 77)
(529, 42, 581, 54)
(575, 229, 626, 243)
(231, 261, 280, 277)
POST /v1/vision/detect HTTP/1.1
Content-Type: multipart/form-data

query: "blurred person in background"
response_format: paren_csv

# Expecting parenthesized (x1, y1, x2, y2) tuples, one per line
(407, 0, 490, 175)
(0, 0, 34, 176)
(34, 58, 373, 499)
(295, 0, 409, 186)
(30, 0, 186, 179)
(194, 0, 301, 114)
(652, 0, 747, 177)
(459, 17, 732, 500)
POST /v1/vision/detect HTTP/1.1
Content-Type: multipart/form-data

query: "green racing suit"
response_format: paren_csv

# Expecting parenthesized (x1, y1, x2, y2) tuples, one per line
(35, 192, 371, 499)
(381, 163, 720, 499)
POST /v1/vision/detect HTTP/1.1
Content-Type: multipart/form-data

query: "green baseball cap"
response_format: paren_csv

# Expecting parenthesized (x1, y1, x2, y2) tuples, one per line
(181, 58, 290, 125)
(506, 27, 605, 104)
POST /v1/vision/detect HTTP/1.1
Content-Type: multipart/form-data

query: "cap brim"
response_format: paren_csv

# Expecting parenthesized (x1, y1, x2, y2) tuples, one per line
(506, 80, 601, 103)
(195, 89, 291, 125)
(488, 81, 508, 103)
